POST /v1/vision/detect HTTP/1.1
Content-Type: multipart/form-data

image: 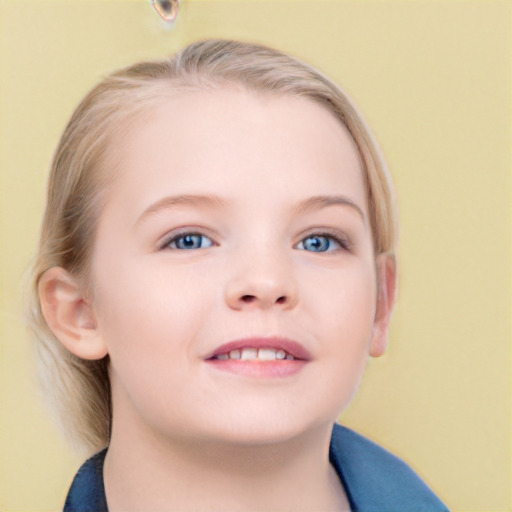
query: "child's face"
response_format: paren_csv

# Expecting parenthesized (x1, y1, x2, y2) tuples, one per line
(88, 88, 391, 445)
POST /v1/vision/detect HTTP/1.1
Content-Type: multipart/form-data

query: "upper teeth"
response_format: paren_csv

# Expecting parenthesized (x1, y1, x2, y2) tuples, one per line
(215, 348, 294, 361)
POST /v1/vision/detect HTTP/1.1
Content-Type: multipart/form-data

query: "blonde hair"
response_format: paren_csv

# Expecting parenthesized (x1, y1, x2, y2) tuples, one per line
(27, 39, 397, 454)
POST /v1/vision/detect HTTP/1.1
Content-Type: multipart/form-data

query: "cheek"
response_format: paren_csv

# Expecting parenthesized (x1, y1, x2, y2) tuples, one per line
(90, 258, 217, 429)
(304, 256, 376, 334)
(91, 255, 213, 377)
(303, 261, 377, 406)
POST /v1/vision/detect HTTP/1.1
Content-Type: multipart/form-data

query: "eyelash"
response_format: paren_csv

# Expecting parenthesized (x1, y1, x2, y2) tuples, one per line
(159, 230, 351, 252)
(296, 232, 351, 253)
(160, 231, 215, 250)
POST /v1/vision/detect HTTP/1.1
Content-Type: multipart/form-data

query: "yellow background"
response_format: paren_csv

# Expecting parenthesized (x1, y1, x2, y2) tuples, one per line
(0, 1, 510, 510)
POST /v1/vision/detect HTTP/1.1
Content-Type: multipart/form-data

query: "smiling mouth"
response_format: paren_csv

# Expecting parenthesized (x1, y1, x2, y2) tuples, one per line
(205, 338, 310, 378)
(210, 347, 297, 361)
(206, 337, 310, 362)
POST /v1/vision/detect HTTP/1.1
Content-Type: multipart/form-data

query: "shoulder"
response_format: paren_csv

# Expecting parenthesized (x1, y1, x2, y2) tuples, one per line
(63, 448, 108, 512)
(330, 424, 449, 512)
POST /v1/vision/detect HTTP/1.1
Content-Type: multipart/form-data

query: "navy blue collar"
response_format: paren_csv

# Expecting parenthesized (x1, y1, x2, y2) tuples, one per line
(63, 448, 107, 512)
(64, 424, 448, 512)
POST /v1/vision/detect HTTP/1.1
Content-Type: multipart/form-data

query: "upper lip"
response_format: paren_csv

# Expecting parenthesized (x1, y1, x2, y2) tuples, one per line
(206, 337, 312, 361)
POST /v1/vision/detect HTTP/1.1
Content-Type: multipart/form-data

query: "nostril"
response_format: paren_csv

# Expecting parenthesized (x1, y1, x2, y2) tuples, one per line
(237, 295, 288, 305)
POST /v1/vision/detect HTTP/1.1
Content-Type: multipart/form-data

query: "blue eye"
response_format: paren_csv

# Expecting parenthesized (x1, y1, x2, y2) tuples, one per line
(298, 235, 342, 252)
(164, 233, 213, 250)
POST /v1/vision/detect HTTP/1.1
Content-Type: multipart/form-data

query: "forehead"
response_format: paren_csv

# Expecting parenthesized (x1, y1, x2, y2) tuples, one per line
(104, 87, 366, 218)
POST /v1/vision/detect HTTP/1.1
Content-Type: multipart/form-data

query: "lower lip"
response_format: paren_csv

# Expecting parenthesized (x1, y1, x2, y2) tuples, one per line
(205, 359, 307, 378)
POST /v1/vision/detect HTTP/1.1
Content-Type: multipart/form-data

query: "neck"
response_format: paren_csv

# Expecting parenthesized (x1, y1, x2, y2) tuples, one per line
(104, 414, 349, 511)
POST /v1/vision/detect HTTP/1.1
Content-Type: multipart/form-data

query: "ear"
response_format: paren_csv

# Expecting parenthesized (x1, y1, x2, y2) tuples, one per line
(369, 254, 397, 358)
(38, 267, 108, 360)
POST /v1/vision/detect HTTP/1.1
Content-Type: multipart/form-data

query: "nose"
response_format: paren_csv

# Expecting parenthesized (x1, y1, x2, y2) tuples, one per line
(224, 252, 298, 311)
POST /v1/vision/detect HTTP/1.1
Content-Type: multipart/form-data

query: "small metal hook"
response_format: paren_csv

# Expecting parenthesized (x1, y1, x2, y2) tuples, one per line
(152, 0, 180, 23)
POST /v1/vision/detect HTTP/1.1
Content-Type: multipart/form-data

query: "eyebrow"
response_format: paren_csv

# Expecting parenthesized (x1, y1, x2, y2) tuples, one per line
(293, 195, 367, 224)
(135, 194, 228, 226)
(135, 193, 366, 226)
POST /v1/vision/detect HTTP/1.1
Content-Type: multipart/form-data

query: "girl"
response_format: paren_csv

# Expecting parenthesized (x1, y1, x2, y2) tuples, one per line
(29, 39, 448, 511)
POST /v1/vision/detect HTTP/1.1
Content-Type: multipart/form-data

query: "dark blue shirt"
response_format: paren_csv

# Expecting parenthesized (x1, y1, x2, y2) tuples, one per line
(64, 424, 448, 511)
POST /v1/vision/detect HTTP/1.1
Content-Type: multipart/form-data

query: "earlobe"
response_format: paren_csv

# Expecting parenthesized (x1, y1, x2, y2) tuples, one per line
(38, 267, 108, 360)
(369, 254, 397, 358)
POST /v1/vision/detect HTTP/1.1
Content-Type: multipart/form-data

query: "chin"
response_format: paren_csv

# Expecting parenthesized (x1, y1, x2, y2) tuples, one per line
(194, 408, 336, 448)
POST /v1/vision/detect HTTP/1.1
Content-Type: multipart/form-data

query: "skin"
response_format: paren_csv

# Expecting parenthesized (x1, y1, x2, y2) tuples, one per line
(39, 87, 395, 511)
